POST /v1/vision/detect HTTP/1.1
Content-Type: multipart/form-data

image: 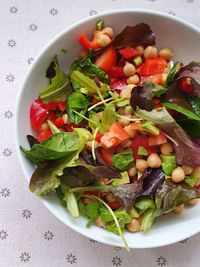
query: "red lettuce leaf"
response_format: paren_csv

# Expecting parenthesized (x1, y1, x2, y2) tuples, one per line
(110, 23, 155, 49)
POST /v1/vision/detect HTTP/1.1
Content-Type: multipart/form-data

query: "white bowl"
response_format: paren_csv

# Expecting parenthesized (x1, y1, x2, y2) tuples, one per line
(15, 9, 200, 249)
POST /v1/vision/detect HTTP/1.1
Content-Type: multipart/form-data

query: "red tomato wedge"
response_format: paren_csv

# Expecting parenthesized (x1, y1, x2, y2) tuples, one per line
(30, 99, 49, 131)
(140, 74, 164, 85)
(110, 79, 127, 91)
(95, 131, 103, 142)
(132, 135, 149, 159)
(119, 47, 140, 59)
(148, 131, 167, 146)
(95, 47, 117, 73)
(101, 148, 114, 165)
(137, 57, 167, 76)
(36, 130, 52, 143)
(108, 66, 125, 79)
(54, 117, 65, 128)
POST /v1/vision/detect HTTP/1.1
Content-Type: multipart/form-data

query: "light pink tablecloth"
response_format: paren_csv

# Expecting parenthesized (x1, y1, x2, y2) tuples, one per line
(0, 0, 200, 266)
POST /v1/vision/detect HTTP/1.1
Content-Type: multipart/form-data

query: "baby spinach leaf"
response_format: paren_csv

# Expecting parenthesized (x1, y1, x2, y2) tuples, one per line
(78, 200, 87, 216)
(86, 201, 100, 220)
(140, 209, 155, 232)
(112, 149, 134, 171)
(70, 57, 109, 83)
(114, 208, 132, 223)
(135, 197, 155, 214)
(101, 103, 117, 132)
(20, 132, 80, 163)
(39, 64, 71, 103)
(67, 91, 90, 123)
(100, 207, 114, 222)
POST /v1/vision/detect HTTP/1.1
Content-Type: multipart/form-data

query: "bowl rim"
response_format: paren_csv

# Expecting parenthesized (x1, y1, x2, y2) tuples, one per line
(14, 8, 200, 249)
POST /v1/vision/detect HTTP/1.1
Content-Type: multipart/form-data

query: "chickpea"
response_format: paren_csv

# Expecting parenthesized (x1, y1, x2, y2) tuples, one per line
(159, 48, 173, 61)
(62, 113, 69, 123)
(188, 199, 198, 205)
(102, 26, 114, 37)
(160, 143, 173, 155)
(144, 46, 158, 59)
(128, 166, 137, 177)
(191, 167, 200, 181)
(39, 122, 49, 132)
(86, 141, 99, 151)
(117, 115, 131, 127)
(147, 153, 161, 168)
(136, 159, 148, 173)
(174, 204, 184, 214)
(106, 193, 116, 203)
(118, 107, 125, 115)
(120, 84, 135, 100)
(124, 105, 133, 115)
(124, 124, 136, 138)
(123, 62, 136, 77)
(171, 167, 185, 183)
(126, 218, 140, 232)
(135, 45, 144, 55)
(95, 216, 106, 228)
(127, 74, 140, 85)
(97, 33, 111, 47)
(181, 165, 193, 175)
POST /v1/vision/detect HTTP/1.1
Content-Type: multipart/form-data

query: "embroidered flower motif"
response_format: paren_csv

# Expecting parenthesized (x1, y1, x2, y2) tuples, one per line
(9, 6, 18, 14)
(22, 209, 32, 219)
(44, 231, 54, 241)
(112, 256, 122, 266)
(20, 252, 31, 262)
(6, 74, 15, 82)
(4, 110, 13, 119)
(0, 230, 8, 240)
(29, 24, 38, 31)
(179, 238, 188, 244)
(89, 9, 98, 16)
(66, 253, 77, 264)
(27, 57, 34, 65)
(168, 11, 176, 16)
(157, 256, 167, 266)
(149, 0, 156, 2)
(8, 39, 16, 47)
(49, 8, 58, 16)
(187, 0, 194, 3)
(89, 239, 97, 243)
(2, 148, 12, 157)
(0, 188, 11, 197)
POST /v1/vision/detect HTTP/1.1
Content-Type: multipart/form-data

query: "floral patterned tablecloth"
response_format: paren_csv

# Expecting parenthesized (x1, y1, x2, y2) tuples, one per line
(0, 0, 200, 266)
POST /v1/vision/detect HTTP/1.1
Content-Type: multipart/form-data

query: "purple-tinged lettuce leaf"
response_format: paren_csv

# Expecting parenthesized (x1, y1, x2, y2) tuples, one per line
(110, 23, 155, 49)
(136, 107, 200, 167)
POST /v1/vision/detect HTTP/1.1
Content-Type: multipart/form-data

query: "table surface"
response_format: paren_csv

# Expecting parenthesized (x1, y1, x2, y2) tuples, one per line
(1, 0, 200, 266)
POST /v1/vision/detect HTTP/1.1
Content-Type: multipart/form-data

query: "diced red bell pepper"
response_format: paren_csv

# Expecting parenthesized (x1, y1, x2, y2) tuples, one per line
(148, 131, 167, 146)
(54, 117, 65, 128)
(119, 47, 140, 59)
(140, 74, 164, 85)
(137, 57, 167, 76)
(132, 135, 149, 159)
(79, 34, 99, 50)
(110, 79, 127, 92)
(95, 131, 103, 142)
(108, 66, 125, 79)
(95, 46, 117, 73)
(30, 99, 49, 131)
(101, 148, 114, 165)
(36, 130, 52, 143)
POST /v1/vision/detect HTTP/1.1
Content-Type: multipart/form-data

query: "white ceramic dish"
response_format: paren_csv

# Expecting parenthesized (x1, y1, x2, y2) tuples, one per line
(15, 9, 200, 249)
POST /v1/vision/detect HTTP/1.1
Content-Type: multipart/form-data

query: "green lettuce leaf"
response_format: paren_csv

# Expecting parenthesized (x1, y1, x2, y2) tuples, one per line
(39, 65, 71, 103)
(112, 149, 134, 171)
(101, 103, 117, 132)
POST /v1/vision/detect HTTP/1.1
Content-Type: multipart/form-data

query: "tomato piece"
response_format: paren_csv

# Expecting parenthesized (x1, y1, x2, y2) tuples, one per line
(129, 122, 142, 131)
(137, 57, 167, 76)
(46, 101, 66, 111)
(58, 101, 66, 112)
(79, 34, 99, 50)
(109, 122, 129, 141)
(91, 98, 100, 105)
(179, 77, 195, 95)
(110, 79, 127, 92)
(101, 148, 114, 165)
(108, 200, 122, 210)
(119, 47, 140, 59)
(54, 117, 64, 128)
(108, 66, 125, 79)
(82, 197, 93, 204)
(140, 74, 164, 85)
(36, 130, 52, 143)
(65, 123, 74, 132)
(95, 131, 103, 142)
(148, 131, 167, 146)
(132, 135, 149, 159)
(84, 191, 99, 197)
(99, 178, 109, 183)
(153, 97, 161, 106)
(95, 47, 117, 72)
(147, 145, 158, 155)
(30, 99, 49, 131)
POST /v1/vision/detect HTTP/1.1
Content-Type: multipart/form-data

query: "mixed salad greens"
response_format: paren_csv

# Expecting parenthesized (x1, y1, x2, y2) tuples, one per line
(21, 20, 200, 250)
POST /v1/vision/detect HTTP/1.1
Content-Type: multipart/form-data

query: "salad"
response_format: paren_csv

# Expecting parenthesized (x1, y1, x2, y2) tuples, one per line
(21, 20, 200, 250)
